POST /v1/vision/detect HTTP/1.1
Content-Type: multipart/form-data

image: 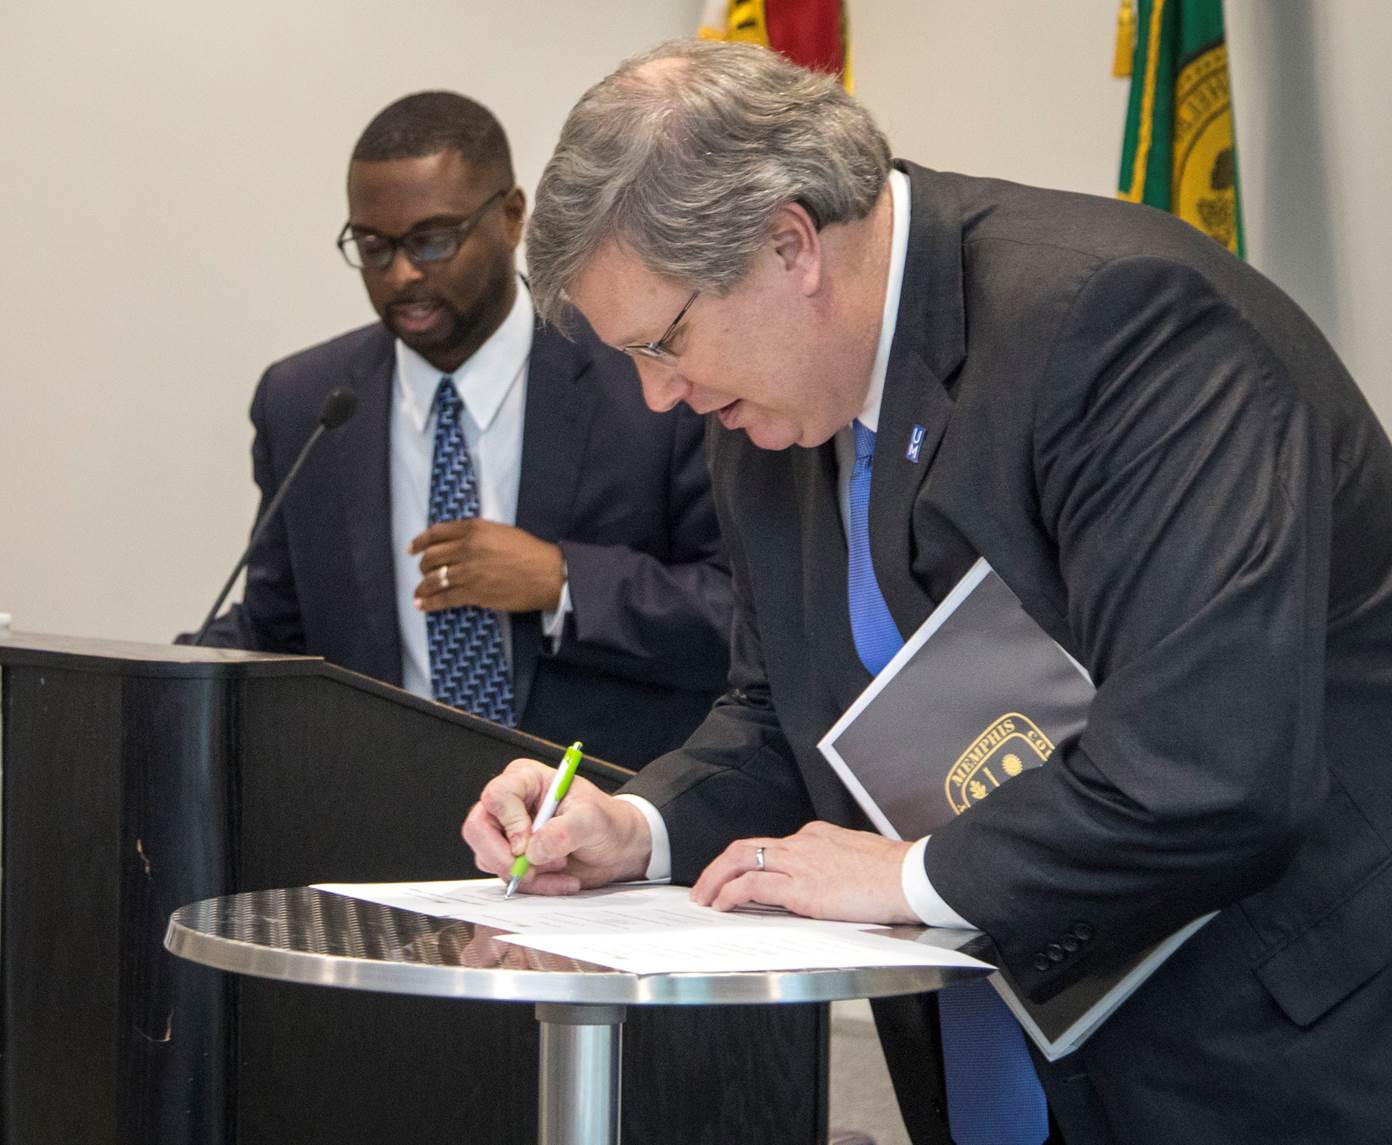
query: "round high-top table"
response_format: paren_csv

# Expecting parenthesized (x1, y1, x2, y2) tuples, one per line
(166, 887, 988, 1145)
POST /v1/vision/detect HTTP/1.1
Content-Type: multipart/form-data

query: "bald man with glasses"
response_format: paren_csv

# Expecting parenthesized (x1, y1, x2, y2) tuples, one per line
(192, 91, 732, 769)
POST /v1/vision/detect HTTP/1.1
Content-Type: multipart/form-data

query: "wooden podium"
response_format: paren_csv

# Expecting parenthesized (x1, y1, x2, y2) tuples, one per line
(0, 633, 827, 1145)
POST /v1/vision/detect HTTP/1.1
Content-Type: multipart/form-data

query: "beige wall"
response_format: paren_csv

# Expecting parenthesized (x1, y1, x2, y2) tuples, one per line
(1, 1, 1387, 642)
(1225, 0, 1392, 422)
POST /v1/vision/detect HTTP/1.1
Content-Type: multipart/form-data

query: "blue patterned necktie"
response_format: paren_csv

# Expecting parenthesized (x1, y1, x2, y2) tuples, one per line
(846, 420, 1047, 1145)
(426, 377, 516, 725)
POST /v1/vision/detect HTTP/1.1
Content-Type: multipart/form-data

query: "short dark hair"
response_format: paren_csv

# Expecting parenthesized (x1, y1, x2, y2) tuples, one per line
(351, 91, 514, 183)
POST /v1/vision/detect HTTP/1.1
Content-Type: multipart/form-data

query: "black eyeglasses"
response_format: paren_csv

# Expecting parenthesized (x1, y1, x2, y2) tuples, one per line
(619, 290, 699, 365)
(336, 188, 508, 270)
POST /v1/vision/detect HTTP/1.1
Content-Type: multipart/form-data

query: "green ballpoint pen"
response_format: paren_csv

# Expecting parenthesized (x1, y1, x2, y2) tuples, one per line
(504, 741, 583, 899)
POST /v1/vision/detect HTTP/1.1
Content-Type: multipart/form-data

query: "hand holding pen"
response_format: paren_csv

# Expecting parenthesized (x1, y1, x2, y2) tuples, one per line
(461, 746, 657, 896)
(505, 741, 584, 898)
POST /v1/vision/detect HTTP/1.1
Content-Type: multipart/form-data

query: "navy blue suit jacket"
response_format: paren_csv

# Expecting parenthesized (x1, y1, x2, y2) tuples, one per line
(196, 316, 732, 769)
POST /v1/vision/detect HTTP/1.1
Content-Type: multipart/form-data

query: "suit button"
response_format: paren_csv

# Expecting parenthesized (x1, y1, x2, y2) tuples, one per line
(1060, 934, 1080, 953)
(1033, 954, 1052, 972)
(1071, 922, 1094, 942)
(1046, 943, 1065, 963)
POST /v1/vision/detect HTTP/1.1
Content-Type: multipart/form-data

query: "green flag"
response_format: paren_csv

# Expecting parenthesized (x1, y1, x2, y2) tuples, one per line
(1118, 0, 1244, 257)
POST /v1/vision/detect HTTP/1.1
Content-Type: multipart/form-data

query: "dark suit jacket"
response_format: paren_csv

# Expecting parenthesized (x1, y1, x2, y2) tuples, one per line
(625, 163, 1392, 1142)
(196, 316, 732, 769)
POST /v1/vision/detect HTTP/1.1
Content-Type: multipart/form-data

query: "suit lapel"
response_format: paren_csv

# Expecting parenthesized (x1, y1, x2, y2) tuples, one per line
(887, 165, 1073, 648)
(869, 162, 969, 635)
(800, 163, 974, 714)
(335, 326, 403, 683)
(511, 319, 600, 718)
(515, 320, 598, 541)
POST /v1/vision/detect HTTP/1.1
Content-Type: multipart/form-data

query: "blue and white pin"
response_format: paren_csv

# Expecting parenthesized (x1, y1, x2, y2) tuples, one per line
(905, 424, 926, 463)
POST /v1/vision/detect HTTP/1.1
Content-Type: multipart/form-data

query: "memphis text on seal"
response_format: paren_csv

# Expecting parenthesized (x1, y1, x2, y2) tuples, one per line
(944, 713, 1054, 815)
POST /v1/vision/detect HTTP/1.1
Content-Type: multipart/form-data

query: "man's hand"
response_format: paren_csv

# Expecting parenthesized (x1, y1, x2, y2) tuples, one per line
(461, 758, 654, 896)
(689, 821, 919, 924)
(411, 519, 565, 614)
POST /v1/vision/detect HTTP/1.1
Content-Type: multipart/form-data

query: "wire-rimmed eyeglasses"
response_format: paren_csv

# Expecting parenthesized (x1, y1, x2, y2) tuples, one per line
(336, 188, 508, 270)
(619, 290, 699, 365)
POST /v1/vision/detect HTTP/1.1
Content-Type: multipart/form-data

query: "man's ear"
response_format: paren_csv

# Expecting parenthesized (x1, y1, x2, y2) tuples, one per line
(768, 202, 822, 295)
(502, 185, 528, 247)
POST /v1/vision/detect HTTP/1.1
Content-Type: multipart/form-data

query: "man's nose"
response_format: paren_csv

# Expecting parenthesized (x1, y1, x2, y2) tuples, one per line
(635, 360, 691, 414)
(381, 246, 425, 290)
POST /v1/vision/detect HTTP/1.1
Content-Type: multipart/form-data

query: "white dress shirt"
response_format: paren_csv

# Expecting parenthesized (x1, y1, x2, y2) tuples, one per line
(391, 278, 570, 700)
(620, 171, 973, 929)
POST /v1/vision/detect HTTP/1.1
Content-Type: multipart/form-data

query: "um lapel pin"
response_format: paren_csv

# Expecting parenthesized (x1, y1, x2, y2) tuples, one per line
(905, 423, 926, 463)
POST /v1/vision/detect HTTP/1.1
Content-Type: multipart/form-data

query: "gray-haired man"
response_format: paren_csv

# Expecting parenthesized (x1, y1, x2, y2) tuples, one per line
(464, 38, 1392, 1145)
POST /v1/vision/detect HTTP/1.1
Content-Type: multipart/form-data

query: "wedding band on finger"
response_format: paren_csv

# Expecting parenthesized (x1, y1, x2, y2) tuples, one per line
(754, 845, 766, 871)
(438, 565, 450, 589)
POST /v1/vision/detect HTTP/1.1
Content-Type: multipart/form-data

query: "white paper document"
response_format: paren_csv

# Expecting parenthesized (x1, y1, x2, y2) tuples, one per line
(314, 878, 722, 934)
(312, 879, 993, 976)
(499, 926, 992, 976)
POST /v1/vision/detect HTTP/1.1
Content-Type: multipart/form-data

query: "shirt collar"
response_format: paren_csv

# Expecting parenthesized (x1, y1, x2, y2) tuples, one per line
(394, 276, 535, 433)
(854, 167, 910, 435)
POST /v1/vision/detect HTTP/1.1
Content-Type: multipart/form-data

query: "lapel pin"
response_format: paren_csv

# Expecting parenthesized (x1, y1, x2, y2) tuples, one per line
(905, 424, 926, 463)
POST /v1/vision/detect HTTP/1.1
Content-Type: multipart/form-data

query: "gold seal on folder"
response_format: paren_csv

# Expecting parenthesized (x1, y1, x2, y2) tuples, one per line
(944, 713, 1054, 814)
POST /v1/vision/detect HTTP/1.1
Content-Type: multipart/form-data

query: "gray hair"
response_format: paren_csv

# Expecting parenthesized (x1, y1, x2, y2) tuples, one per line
(527, 38, 892, 328)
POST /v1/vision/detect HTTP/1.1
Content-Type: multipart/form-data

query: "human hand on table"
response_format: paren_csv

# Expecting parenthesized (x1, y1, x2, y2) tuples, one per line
(689, 821, 919, 925)
(461, 758, 653, 895)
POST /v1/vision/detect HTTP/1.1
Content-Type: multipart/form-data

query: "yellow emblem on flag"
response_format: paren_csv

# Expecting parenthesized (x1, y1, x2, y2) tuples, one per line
(1173, 43, 1238, 253)
(945, 714, 1053, 815)
(1116, 0, 1243, 256)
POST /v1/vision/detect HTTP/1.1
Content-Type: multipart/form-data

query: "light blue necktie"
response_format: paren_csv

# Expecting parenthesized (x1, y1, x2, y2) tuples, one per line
(426, 377, 516, 725)
(846, 420, 1048, 1145)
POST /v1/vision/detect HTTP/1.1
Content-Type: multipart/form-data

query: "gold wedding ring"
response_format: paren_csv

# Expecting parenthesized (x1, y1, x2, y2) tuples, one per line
(754, 846, 766, 871)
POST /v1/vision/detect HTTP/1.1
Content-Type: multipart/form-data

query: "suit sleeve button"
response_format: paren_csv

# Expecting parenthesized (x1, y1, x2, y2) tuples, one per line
(1060, 934, 1080, 952)
(1033, 953, 1052, 972)
(1071, 922, 1094, 941)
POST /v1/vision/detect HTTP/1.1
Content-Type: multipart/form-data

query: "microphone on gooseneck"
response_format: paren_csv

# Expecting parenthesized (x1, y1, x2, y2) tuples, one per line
(191, 386, 358, 645)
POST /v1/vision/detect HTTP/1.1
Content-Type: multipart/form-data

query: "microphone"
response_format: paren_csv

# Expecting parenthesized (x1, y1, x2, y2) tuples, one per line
(318, 386, 358, 430)
(191, 386, 358, 645)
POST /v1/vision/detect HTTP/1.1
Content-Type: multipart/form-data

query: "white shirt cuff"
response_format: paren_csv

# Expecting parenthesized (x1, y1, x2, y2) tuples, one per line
(902, 837, 975, 928)
(614, 794, 672, 882)
(540, 575, 572, 652)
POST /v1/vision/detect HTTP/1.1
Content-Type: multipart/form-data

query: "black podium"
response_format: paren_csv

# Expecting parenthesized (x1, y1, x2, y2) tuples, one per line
(0, 633, 827, 1145)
